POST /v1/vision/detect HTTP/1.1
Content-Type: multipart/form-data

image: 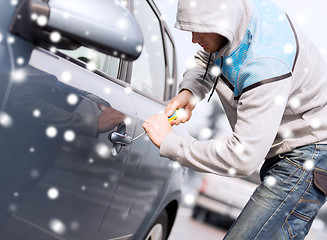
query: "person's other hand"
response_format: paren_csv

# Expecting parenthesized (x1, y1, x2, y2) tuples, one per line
(97, 104, 125, 134)
(165, 89, 195, 125)
(143, 113, 172, 148)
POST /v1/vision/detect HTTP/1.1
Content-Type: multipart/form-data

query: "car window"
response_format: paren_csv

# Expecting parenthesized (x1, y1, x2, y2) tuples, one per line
(60, 47, 121, 78)
(131, 0, 166, 101)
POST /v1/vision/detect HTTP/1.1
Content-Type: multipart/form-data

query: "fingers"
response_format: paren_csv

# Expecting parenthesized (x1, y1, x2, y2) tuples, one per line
(143, 114, 172, 148)
(184, 105, 193, 122)
(165, 98, 180, 117)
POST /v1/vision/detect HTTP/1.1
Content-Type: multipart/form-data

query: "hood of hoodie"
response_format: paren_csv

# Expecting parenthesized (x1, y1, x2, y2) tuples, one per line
(175, 0, 252, 57)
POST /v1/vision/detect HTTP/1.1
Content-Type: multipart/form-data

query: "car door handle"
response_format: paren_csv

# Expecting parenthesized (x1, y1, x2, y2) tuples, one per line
(109, 132, 132, 145)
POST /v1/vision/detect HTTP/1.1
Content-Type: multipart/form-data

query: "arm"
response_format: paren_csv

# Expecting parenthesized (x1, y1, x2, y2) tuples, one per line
(160, 78, 292, 177)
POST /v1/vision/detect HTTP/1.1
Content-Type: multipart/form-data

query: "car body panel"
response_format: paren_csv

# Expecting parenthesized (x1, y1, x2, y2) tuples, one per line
(0, 0, 182, 239)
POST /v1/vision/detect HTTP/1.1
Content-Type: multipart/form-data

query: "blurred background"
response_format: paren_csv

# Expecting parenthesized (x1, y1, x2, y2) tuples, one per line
(154, 0, 327, 239)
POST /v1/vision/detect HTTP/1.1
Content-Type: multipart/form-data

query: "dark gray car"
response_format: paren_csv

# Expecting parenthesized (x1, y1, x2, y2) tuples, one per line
(0, 0, 185, 239)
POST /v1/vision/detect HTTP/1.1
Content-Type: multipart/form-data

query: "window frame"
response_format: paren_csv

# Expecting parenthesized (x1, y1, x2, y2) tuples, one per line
(163, 26, 177, 101)
(125, 0, 177, 103)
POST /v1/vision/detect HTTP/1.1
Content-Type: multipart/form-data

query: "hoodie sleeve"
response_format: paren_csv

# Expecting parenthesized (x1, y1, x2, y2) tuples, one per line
(160, 77, 292, 177)
(179, 49, 217, 99)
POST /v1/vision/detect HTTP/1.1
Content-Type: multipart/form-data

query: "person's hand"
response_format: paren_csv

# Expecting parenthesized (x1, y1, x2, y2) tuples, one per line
(143, 113, 172, 148)
(97, 104, 125, 134)
(165, 89, 195, 125)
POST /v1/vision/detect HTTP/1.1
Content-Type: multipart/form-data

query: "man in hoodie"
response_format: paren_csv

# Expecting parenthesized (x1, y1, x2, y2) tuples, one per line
(143, 0, 327, 239)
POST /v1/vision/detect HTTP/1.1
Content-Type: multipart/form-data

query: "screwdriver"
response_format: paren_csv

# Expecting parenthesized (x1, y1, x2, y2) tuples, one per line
(132, 110, 179, 142)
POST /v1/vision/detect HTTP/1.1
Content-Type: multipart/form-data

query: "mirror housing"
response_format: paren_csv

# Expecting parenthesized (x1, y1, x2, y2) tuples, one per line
(9, 0, 143, 61)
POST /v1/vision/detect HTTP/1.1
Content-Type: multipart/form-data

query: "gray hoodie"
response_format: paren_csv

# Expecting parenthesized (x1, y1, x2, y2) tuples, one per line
(160, 0, 327, 177)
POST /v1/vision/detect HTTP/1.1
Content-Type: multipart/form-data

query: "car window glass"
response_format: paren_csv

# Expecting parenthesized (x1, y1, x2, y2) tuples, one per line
(131, 0, 165, 101)
(60, 47, 120, 78)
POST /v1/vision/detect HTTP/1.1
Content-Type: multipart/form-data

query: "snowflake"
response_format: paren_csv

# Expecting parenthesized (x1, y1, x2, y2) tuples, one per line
(95, 143, 111, 158)
(170, 162, 180, 170)
(279, 128, 294, 139)
(86, 61, 97, 71)
(11, 69, 26, 83)
(274, 95, 285, 106)
(63, 130, 75, 142)
(110, 175, 118, 183)
(278, 14, 285, 21)
(124, 86, 132, 95)
(61, 71, 72, 83)
(33, 109, 41, 118)
(183, 193, 196, 206)
(228, 168, 237, 176)
(226, 58, 233, 65)
(30, 169, 39, 179)
(136, 44, 143, 53)
(283, 43, 295, 54)
(294, 13, 308, 25)
(50, 47, 57, 53)
(70, 221, 80, 231)
(30, 13, 38, 21)
(210, 66, 221, 77)
(50, 31, 61, 43)
(49, 218, 66, 235)
(218, 20, 229, 29)
(161, 14, 168, 21)
(37, 15, 48, 27)
(186, 57, 196, 69)
(47, 187, 60, 200)
(220, 3, 227, 10)
(176, 108, 187, 120)
(104, 87, 111, 95)
(16, 57, 25, 65)
(150, 34, 158, 42)
(7, 36, 15, 44)
(310, 118, 321, 129)
(289, 97, 301, 109)
(10, 0, 18, 6)
(190, 95, 201, 106)
(124, 117, 132, 126)
(190, 1, 197, 8)
(265, 175, 277, 187)
(200, 127, 212, 140)
(66, 93, 78, 105)
(8, 203, 18, 213)
(0, 111, 13, 128)
(62, 12, 70, 19)
(235, 142, 245, 154)
(167, 78, 174, 85)
(45, 126, 58, 138)
(304, 160, 314, 170)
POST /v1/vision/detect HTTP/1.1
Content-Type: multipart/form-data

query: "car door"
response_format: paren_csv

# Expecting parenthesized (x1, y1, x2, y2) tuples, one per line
(93, 1, 183, 239)
(0, 39, 139, 239)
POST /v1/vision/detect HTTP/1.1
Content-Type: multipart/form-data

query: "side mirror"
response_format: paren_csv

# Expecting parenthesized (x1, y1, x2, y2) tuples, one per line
(9, 0, 143, 61)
